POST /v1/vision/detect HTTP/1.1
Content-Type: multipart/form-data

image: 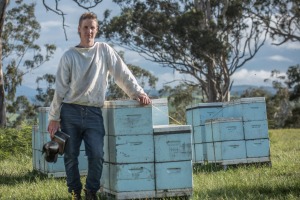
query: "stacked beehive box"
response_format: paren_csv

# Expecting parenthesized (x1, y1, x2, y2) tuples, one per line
(33, 98, 193, 199)
(185, 102, 223, 163)
(102, 100, 192, 199)
(101, 100, 156, 199)
(151, 98, 170, 125)
(186, 97, 271, 167)
(153, 125, 193, 198)
(32, 107, 88, 177)
(222, 97, 270, 165)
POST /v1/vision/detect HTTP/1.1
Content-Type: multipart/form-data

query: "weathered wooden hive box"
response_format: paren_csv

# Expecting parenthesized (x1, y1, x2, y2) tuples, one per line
(151, 98, 169, 125)
(32, 107, 88, 177)
(223, 97, 267, 121)
(205, 118, 246, 163)
(186, 97, 271, 167)
(33, 99, 193, 199)
(102, 100, 155, 198)
(186, 102, 223, 164)
(153, 124, 193, 198)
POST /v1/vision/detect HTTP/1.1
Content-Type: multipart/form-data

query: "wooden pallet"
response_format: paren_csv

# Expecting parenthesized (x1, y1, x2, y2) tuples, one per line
(102, 188, 156, 200)
(216, 157, 271, 170)
(32, 169, 88, 178)
(101, 188, 192, 200)
(156, 188, 193, 199)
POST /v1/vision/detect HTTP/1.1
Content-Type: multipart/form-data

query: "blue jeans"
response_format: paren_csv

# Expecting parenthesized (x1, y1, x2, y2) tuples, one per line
(60, 103, 105, 193)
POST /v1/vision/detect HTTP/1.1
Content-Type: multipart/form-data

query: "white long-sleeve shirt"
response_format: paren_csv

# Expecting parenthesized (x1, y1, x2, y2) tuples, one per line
(48, 42, 145, 121)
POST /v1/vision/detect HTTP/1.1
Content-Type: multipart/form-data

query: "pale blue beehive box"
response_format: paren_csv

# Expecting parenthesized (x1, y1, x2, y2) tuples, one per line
(223, 97, 267, 121)
(186, 102, 223, 126)
(193, 143, 204, 162)
(210, 118, 244, 142)
(103, 135, 109, 162)
(192, 144, 196, 162)
(100, 162, 110, 190)
(244, 120, 269, 139)
(33, 108, 89, 177)
(101, 106, 109, 135)
(155, 161, 193, 190)
(186, 109, 193, 125)
(194, 142, 215, 162)
(104, 100, 153, 136)
(214, 140, 247, 161)
(108, 134, 154, 163)
(203, 121, 214, 143)
(239, 97, 267, 121)
(246, 139, 270, 158)
(32, 127, 85, 151)
(33, 129, 50, 151)
(109, 162, 155, 192)
(38, 107, 49, 133)
(193, 125, 212, 143)
(33, 149, 88, 176)
(32, 125, 40, 150)
(153, 125, 192, 162)
(152, 98, 169, 125)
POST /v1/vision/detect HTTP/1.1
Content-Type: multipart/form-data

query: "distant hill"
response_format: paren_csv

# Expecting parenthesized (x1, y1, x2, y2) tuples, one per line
(230, 85, 276, 96)
(14, 84, 277, 102)
(16, 85, 37, 102)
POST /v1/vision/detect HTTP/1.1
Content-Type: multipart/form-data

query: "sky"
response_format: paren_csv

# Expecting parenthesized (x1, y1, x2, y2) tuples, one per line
(7, 0, 300, 90)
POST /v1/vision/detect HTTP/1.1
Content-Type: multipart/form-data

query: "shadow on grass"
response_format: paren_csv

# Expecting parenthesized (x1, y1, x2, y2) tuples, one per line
(194, 184, 300, 199)
(193, 162, 272, 174)
(0, 169, 64, 186)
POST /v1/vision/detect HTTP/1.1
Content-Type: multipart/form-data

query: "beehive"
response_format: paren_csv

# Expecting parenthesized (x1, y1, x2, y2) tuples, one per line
(223, 97, 267, 121)
(151, 98, 169, 125)
(104, 100, 153, 136)
(153, 125, 193, 197)
(186, 97, 271, 167)
(153, 125, 192, 162)
(208, 118, 244, 142)
(186, 102, 223, 126)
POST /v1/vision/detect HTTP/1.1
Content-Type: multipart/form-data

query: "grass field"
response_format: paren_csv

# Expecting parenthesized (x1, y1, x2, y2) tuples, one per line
(0, 129, 299, 200)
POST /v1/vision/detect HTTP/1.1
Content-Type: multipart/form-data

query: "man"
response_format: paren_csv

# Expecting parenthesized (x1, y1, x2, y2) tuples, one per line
(47, 12, 151, 200)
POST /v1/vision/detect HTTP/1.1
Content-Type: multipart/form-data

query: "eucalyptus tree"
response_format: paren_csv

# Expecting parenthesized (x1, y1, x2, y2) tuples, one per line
(0, 0, 10, 126)
(40, 0, 300, 104)
(42, 0, 104, 40)
(35, 74, 55, 107)
(0, 0, 56, 126)
(286, 64, 300, 101)
(252, 0, 300, 45)
(158, 83, 203, 124)
(263, 65, 300, 128)
(99, 0, 269, 102)
(106, 63, 158, 100)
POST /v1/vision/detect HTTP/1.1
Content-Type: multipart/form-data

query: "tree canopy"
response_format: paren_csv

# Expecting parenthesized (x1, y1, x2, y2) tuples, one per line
(0, 0, 56, 126)
(99, 0, 269, 102)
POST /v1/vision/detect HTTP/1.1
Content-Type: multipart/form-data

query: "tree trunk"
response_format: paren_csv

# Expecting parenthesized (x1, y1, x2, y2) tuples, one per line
(207, 60, 218, 102)
(0, 0, 10, 127)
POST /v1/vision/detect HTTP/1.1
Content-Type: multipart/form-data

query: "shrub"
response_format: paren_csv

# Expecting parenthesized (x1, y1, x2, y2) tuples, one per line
(0, 125, 32, 161)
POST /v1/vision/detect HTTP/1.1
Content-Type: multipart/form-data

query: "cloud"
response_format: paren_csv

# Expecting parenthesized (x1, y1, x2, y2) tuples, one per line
(283, 42, 300, 50)
(231, 69, 272, 86)
(40, 21, 62, 31)
(268, 55, 292, 62)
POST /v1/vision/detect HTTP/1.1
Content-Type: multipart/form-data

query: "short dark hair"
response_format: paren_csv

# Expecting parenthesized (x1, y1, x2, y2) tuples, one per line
(78, 12, 98, 27)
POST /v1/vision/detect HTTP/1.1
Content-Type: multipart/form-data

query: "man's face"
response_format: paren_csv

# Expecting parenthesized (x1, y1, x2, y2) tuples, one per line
(78, 18, 98, 45)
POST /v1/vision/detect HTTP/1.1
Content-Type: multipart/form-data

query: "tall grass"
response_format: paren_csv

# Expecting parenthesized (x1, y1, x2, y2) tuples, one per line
(193, 129, 300, 200)
(0, 129, 299, 200)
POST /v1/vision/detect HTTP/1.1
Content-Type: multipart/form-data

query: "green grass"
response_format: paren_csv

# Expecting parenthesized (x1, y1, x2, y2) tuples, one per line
(193, 129, 300, 200)
(0, 129, 299, 199)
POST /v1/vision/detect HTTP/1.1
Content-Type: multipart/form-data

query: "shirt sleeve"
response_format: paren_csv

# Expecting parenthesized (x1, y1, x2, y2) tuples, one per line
(104, 44, 146, 99)
(48, 54, 71, 121)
